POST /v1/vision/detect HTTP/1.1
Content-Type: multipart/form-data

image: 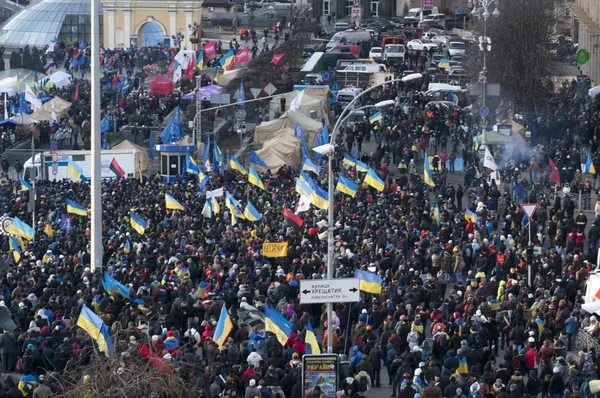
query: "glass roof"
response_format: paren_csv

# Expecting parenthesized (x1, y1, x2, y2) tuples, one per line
(0, 0, 102, 48)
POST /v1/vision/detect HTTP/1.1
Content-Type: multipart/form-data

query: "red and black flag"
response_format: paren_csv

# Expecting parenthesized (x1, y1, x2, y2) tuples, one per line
(284, 208, 303, 233)
(110, 157, 125, 178)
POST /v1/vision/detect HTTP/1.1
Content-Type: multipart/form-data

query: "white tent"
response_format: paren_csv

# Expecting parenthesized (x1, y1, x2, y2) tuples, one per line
(589, 85, 600, 98)
(217, 69, 242, 87)
(49, 71, 72, 89)
(112, 139, 151, 171)
(0, 69, 46, 96)
(10, 114, 39, 125)
(254, 111, 323, 148)
(268, 91, 328, 121)
(30, 96, 72, 121)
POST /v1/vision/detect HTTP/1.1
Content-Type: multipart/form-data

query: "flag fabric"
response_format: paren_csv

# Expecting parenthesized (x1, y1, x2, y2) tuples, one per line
(103, 272, 130, 298)
(484, 147, 498, 171)
(284, 208, 304, 233)
(336, 176, 358, 198)
(548, 157, 561, 183)
(264, 305, 293, 346)
(3, 94, 7, 120)
(244, 202, 262, 221)
(250, 149, 267, 168)
(9, 236, 21, 263)
(424, 152, 436, 187)
(124, 240, 131, 254)
(219, 50, 235, 70)
(44, 222, 53, 238)
(129, 212, 147, 235)
(364, 168, 385, 192)
(369, 112, 382, 124)
(110, 157, 125, 178)
(296, 195, 311, 213)
(433, 203, 441, 225)
(213, 141, 223, 173)
(74, 83, 79, 101)
(355, 269, 383, 294)
(248, 167, 266, 191)
(186, 54, 195, 79)
(343, 153, 357, 168)
(225, 192, 240, 209)
(229, 155, 247, 175)
(25, 84, 42, 111)
(6, 217, 35, 240)
(202, 135, 210, 170)
(210, 197, 220, 214)
(450, 91, 459, 105)
(66, 199, 88, 216)
(234, 48, 249, 63)
(289, 90, 305, 112)
(68, 160, 88, 182)
(295, 178, 313, 197)
(316, 72, 324, 84)
(202, 41, 217, 58)
(465, 209, 480, 224)
(165, 194, 185, 210)
(271, 53, 285, 65)
(20, 179, 31, 191)
(457, 356, 468, 374)
(294, 122, 305, 141)
(148, 128, 154, 160)
(238, 81, 246, 105)
(196, 51, 204, 69)
(308, 179, 329, 210)
(586, 153, 596, 174)
(473, 135, 481, 151)
(302, 156, 319, 175)
(213, 64, 219, 84)
(305, 319, 320, 355)
(213, 304, 233, 347)
(186, 152, 200, 175)
(202, 201, 212, 218)
(77, 305, 115, 357)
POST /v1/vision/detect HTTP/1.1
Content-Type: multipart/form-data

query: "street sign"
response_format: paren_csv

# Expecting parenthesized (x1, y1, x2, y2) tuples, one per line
(299, 279, 360, 304)
(250, 88, 262, 99)
(521, 203, 537, 219)
(209, 93, 231, 105)
(52, 163, 58, 175)
(50, 141, 58, 152)
(263, 83, 277, 96)
(455, 8, 461, 15)
(302, 355, 338, 398)
(576, 49, 589, 65)
(423, 0, 433, 9)
(351, 6, 361, 22)
(480, 106, 489, 116)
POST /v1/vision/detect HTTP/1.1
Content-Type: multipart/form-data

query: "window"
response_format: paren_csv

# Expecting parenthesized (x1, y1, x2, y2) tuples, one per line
(371, 1, 379, 17)
(323, 0, 331, 15)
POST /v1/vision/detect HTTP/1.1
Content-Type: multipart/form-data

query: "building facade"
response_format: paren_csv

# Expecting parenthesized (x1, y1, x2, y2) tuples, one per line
(567, 0, 600, 83)
(102, 0, 202, 49)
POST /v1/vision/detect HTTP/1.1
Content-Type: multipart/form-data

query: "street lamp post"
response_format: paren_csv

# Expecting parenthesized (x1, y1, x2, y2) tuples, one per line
(313, 78, 411, 354)
(471, 0, 500, 149)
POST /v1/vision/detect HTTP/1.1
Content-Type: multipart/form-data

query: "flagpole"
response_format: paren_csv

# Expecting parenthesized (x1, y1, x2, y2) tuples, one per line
(90, 0, 102, 272)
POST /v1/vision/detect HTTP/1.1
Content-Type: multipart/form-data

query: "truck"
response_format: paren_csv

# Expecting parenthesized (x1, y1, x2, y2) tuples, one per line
(23, 149, 138, 181)
(381, 36, 406, 65)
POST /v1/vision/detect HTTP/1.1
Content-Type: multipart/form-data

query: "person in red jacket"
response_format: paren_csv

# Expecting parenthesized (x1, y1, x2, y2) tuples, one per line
(525, 345, 538, 370)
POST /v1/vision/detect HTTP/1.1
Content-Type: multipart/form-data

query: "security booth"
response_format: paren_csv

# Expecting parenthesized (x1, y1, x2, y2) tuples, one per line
(155, 143, 197, 183)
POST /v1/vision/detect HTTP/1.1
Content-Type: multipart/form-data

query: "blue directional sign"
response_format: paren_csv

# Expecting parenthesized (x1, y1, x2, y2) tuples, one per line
(480, 106, 489, 116)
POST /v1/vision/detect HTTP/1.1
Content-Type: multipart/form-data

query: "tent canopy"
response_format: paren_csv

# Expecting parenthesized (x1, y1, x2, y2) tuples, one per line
(251, 128, 303, 173)
(254, 111, 323, 148)
(590, 85, 600, 98)
(473, 130, 526, 146)
(149, 75, 174, 95)
(10, 114, 39, 125)
(217, 69, 241, 87)
(30, 96, 72, 121)
(112, 139, 151, 171)
(49, 71, 71, 89)
(269, 90, 328, 121)
(0, 69, 46, 96)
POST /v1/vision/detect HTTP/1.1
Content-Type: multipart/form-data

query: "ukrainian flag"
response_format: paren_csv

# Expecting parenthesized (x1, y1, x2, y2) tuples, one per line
(211, 197, 220, 214)
(129, 212, 147, 235)
(124, 240, 131, 254)
(457, 356, 468, 374)
(44, 222, 53, 238)
(265, 305, 293, 346)
(586, 153, 596, 174)
(77, 305, 115, 357)
(295, 178, 313, 197)
(103, 272, 131, 298)
(225, 192, 241, 209)
(197, 51, 204, 69)
(343, 153, 356, 168)
(244, 201, 262, 221)
(165, 194, 185, 210)
(67, 160, 88, 182)
(230, 206, 245, 224)
(229, 155, 247, 175)
(198, 281, 209, 298)
(305, 319, 321, 354)
(0, 176, 8, 185)
(473, 135, 480, 151)
(186, 152, 200, 175)
(302, 156, 320, 175)
(355, 269, 383, 294)
(433, 203, 441, 225)
(465, 209, 480, 224)
(248, 167, 266, 190)
(355, 159, 368, 173)
(336, 175, 358, 198)
(6, 216, 35, 240)
(369, 111, 382, 124)
(364, 168, 385, 192)
(9, 236, 21, 262)
(213, 141, 223, 172)
(424, 152, 436, 187)
(18, 375, 37, 396)
(438, 58, 450, 68)
(202, 201, 212, 218)
(20, 179, 31, 191)
(450, 91, 459, 105)
(66, 199, 88, 216)
(214, 64, 220, 83)
(219, 49, 235, 70)
(308, 179, 329, 210)
(214, 304, 233, 347)
(299, 171, 311, 184)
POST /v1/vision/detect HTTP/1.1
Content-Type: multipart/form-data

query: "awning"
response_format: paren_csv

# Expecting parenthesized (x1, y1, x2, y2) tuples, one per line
(566, 3, 600, 35)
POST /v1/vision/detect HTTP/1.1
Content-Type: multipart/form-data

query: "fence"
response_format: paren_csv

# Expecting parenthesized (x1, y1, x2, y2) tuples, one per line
(575, 329, 600, 352)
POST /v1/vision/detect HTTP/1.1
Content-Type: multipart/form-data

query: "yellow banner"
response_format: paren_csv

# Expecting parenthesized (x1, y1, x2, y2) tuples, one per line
(263, 242, 289, 257)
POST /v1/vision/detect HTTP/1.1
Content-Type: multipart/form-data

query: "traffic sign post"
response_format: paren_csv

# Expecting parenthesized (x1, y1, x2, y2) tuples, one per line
(480, 106, 489, 116)
(521, 203, 537, 285)
(455, 8, 461, 15)
(300, 279, 360, 304)
(576, 49, 589, 65)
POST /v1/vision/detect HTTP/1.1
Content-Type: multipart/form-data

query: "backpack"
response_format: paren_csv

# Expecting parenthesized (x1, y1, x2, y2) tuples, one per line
(358, 376, 369, 392)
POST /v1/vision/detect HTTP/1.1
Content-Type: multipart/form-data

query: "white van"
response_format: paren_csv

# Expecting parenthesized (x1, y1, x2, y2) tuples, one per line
(422, 13, 446, 25)
(343, 64, 387, 73)
(326, 29, 373, 50)
(404, 7, 439, 23)
(337, 87, 364, 105)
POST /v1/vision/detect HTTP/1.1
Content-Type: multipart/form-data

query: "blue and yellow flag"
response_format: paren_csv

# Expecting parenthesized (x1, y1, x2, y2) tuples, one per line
(165, 194, 185, 210)
(229, 155, 247, 175)
(302, 156, 320, 175)
(305, 319, 320, 354)
(202, 201, 212, 218)
(186, 152, 200, 175)
(465, 209, 480, 224)
(369, 111, 382, 124)
(66, 199, 88, 216)
(129, 212, 147, 235)
(124, 240, 131, 254)
(103, 272, 131, 298)
(225, 192, 240, 209)
(336, 175, 358, 198)
(250, 149, 267, 168)
(20, 179, 31, 191)
(308, 179, 328, 210)
(433, 203, 441, 225)
(9, 236, 21, 262)
(211, 197, 220, 214)
(424, 152, 436, 187)
(265, 305, 293, 346)
(6, 217, 35, 240)
(244, 201, 262, 221)
(364, 168, 385, 192)
(248, 167, 266, 191)
(450, 91, 459, 105)
(457, 356, 468, 374)
(214, 304, 233, 347)
(586, 152, 596, 174)
(295, 177, 313, 197)
(77, 305, 115, 357)
(67, 160, 88, 182)
(473, 135, 480, 151)
(213, 141, 223, 173)
(355, 269, 382, 294)
(343, 152, 356, 168)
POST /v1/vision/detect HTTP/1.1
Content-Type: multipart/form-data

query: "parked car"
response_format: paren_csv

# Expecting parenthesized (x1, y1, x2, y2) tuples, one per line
(430, 35, 451, 46)
(369, 46, 383, 62)
(431, 54, 444, 67)
(449, 67, 466, 76)
(447, 41, 466, 57)
(407, 39, 439, 52)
